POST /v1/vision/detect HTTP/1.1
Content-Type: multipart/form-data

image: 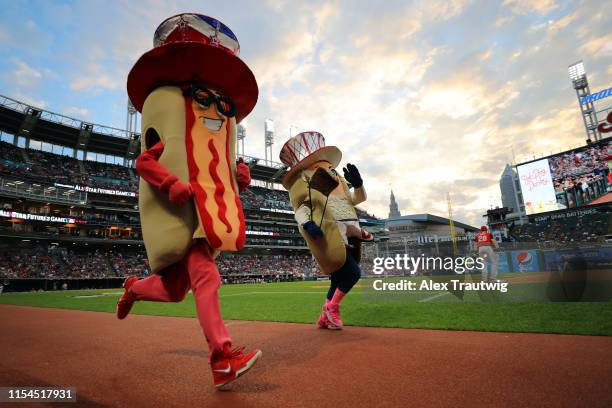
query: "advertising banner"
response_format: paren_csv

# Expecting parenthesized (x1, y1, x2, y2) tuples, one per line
(54, 183, 137, 197)
(510, 250, 540, 272)
(0, 210, 75, 224)
(497, 252, 511, 273)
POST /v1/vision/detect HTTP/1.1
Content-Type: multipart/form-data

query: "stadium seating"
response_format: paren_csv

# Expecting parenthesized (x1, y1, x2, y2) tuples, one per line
(0, 141, 137, 192)
(0, 243, 313, 280)
(240, 185, 293, 211)
(509, 210, 610, 243)
(0, 139, 381, 284)
(0, 245, 144, 279)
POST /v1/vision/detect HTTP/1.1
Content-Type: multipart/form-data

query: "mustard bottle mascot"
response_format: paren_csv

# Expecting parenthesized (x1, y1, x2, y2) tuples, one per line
(280, 132, 372, 330)
(116, 13, 261, 388)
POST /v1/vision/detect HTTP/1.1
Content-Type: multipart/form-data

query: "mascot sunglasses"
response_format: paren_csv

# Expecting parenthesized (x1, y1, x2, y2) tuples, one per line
(182, 84, 236, 118)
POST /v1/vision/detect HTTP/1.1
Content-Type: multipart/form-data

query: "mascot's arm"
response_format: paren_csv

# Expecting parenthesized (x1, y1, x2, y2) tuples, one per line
(343, 163, 366, 205)
(135, 141, 193, 206)
(135, 141, 169, 188)
(294, 203, 323, 238)
(351, 186, 367, 205)
(294, 204, 312, 225)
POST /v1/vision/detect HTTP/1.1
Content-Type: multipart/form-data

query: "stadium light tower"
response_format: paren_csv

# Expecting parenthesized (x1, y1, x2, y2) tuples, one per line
(126, 100, 139, 136)
(264, 119, 274, 166)
(568, 60, 600, 143)
(125, 100, 141, 166)
(237, 124, 246, 157)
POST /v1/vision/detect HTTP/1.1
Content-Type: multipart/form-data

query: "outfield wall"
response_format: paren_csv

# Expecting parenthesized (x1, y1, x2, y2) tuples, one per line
(0, 277, 125, 292)
(0, 273, 307, 293)
(494, 246, 612, 273)
(361, 241, 612, 275)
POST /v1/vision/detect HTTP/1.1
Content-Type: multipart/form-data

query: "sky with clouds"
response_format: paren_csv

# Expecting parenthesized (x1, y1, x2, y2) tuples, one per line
(0, 0, 610, 225)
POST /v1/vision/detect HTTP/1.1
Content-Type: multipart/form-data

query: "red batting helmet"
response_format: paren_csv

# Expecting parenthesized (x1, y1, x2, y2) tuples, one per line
(480, 226, 488, 231)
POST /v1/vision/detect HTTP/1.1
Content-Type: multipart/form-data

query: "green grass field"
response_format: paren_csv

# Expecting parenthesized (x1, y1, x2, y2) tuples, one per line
(1, 277, 611, 336)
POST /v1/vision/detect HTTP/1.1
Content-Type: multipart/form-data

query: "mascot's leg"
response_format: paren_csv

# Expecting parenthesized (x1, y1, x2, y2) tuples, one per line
(186, 240, 262, 388)
(116, 262, 190, 319)
(130, 264, 191, 302)
(322, 251, 361, 329)
(184, 241, 231, 357)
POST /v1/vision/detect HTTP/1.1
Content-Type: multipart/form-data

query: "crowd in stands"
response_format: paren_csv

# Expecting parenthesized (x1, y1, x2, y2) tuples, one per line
(553, 176, 608, 210)
(509, 209, 610, 244)
(83, 159, 132, 180)
(217, 254, 314, 278)
(83, 160, 138, 191)
(550, 142, 611, 201)
(108, 251, 150, 277)
(0, 245, 150, 279)
(0, 246, 66, 279)
(25, 148, 84, 185)
(0, 142, 28, 177)
(0, 141, 137, 192)
(550, 142, 612, 181)
(240, 185, 293, 211)
(0, 243, 314, 280)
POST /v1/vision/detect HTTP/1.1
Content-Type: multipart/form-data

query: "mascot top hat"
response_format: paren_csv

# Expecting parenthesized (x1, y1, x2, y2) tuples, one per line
(279, 131, 341, 189)
(127, 13, 258, 123)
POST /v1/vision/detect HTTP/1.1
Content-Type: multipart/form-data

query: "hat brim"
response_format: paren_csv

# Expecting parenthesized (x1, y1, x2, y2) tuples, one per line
(282, 146, 342, 189)
(127, 42, 258, 123)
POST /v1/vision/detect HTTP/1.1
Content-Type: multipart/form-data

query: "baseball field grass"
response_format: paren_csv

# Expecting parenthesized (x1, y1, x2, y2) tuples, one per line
(1, 275, 611, 336)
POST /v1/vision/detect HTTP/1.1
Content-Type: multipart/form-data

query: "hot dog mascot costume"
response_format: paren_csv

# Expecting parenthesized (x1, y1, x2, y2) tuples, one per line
(116, 13, 261, 388)
(280, 132, 370, 329)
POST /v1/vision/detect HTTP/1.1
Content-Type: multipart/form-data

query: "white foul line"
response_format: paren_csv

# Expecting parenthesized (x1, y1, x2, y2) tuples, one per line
(419, 292, 449, 302)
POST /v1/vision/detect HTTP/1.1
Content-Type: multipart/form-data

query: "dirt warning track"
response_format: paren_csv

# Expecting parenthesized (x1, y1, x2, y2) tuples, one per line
(1, 305, 611, 407)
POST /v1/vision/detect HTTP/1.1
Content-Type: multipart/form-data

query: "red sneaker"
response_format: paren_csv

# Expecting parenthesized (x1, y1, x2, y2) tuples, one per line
(211, 345, 262, 388)
(317, 305, 341, 330)
(317, 305, 329, 328)
(325, 303, 343, 328)
(116, 276, 138, 320)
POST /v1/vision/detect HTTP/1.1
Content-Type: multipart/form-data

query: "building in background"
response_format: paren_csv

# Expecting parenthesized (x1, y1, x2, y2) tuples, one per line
(500, 164, 524, 214)
(385, 213, 478, 244)
(388, 190, 401, 218)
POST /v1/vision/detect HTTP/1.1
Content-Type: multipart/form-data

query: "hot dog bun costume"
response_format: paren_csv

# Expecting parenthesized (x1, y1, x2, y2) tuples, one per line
(280, 132, 367, 329)
(117, 14, 261, 388)
(136, 85, 246, 273)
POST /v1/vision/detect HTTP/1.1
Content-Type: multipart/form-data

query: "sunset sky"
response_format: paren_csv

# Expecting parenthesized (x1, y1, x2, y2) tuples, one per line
(0, 0, 610, 225)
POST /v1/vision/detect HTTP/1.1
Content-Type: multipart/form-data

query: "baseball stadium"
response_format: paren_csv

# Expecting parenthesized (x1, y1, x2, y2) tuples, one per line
(1, 3, 611, 407)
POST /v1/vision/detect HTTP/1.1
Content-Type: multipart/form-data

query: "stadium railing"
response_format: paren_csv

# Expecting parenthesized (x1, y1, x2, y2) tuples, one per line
(0, 176, 87, 204)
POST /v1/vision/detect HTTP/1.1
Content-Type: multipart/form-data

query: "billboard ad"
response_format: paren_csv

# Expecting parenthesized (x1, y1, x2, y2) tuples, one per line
(517, 137, 612, 215)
